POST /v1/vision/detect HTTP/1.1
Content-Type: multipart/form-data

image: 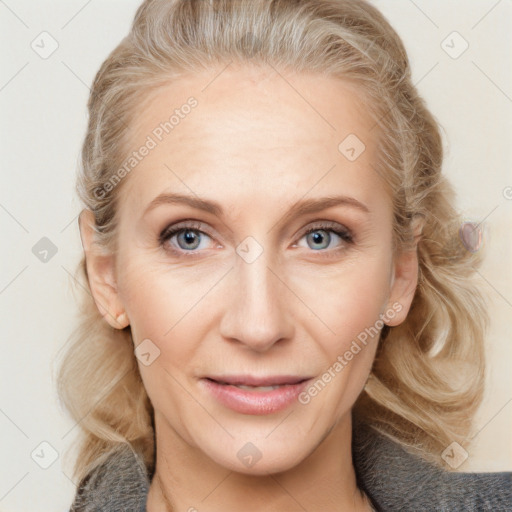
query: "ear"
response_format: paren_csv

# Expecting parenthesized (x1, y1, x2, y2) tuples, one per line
(385, 216, 424, 327)
(78, 209, 129, 329)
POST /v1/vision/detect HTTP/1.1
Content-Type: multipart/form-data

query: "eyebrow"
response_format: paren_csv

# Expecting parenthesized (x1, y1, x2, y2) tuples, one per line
(143, 192, 370, 222)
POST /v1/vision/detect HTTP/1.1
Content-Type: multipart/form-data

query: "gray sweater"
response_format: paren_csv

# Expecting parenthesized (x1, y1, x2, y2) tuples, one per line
(70, 421, 512, 511)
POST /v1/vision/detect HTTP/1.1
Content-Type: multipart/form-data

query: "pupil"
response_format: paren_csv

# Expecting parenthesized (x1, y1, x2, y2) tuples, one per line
(182, 230, 199, 248)
(310, 230, 328, 249)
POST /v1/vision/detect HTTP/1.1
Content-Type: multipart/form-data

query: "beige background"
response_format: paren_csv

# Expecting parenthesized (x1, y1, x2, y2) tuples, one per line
(0, 1, 510, 510)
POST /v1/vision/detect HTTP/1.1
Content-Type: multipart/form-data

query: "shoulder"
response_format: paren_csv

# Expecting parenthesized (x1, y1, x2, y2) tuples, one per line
(68, 428, 511, 512)
(352, 420, 512, 512)
(69, 444, 150, 512)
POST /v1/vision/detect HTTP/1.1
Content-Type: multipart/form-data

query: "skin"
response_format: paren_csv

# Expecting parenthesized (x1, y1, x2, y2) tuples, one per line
(80, 64, 421, 511)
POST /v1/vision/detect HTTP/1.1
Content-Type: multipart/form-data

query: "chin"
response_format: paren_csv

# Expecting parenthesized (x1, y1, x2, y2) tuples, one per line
(197, 432, 315, 476)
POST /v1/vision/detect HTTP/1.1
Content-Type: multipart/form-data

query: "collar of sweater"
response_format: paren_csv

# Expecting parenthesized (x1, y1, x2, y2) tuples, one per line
(70, 419, 512, 511)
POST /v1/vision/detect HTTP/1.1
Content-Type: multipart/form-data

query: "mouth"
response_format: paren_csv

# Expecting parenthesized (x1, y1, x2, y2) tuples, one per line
(200, 375, 312, 415)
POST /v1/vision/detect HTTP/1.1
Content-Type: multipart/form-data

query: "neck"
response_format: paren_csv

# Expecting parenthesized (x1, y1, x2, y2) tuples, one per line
(146, 412, 371, 512)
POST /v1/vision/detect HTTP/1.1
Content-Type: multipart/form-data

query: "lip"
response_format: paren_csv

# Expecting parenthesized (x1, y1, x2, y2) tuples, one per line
(200, 375, 312, 415)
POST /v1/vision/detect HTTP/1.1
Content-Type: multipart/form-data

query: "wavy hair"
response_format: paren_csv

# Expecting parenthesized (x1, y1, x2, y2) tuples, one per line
(56, 0, 488, 485)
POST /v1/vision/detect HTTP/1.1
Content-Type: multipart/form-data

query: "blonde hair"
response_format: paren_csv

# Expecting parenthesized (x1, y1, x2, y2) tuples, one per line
(57, 0, 488, 485)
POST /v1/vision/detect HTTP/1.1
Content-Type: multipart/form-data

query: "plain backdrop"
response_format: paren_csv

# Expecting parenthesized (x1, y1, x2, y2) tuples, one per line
(0, 1, 511, 510)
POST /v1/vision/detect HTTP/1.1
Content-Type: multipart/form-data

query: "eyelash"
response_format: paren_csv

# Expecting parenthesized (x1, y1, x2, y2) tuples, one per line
(158, 220, 354, 258)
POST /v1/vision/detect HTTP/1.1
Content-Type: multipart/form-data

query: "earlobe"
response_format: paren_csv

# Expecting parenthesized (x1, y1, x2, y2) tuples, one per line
(114, 312, 130, 329)
(78, 209, 128, 329)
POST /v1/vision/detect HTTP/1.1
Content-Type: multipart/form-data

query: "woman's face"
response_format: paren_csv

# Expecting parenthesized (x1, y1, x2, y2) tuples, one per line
(90, 65, 418, 474)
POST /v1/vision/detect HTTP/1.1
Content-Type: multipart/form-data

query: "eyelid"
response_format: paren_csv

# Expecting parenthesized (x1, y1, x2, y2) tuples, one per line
(159, 218, 353, 255)
(296, 220, 352, 240)
(159, 220, 212, 244)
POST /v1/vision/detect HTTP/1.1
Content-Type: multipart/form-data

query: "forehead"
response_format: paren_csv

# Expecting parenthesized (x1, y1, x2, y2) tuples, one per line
(118, 64, 387, 217)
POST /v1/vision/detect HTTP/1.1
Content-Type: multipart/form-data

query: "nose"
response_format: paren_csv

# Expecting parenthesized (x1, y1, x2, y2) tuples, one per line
(219, 245, 295, 352)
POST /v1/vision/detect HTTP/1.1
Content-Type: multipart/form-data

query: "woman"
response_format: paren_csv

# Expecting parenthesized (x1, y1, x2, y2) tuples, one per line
(58, 0, 512, 510)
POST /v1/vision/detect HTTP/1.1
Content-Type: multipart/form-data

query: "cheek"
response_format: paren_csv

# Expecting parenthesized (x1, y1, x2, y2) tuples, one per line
(290, 253, 393, 343)
(118, 245, 184, 325)
(298, 268, 387, 413)
(118, 265, 201, 410)
(115, 254, 199, 363)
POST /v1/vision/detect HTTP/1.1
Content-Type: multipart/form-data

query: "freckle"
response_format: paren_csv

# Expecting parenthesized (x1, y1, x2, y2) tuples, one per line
(459, 222, 482, 253)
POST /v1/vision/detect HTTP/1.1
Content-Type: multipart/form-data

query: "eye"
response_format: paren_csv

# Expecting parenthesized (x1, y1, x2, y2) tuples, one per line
(296, 222, 353, 252)
(159, 220, 354, 257)
(159, 221, 215, 255)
